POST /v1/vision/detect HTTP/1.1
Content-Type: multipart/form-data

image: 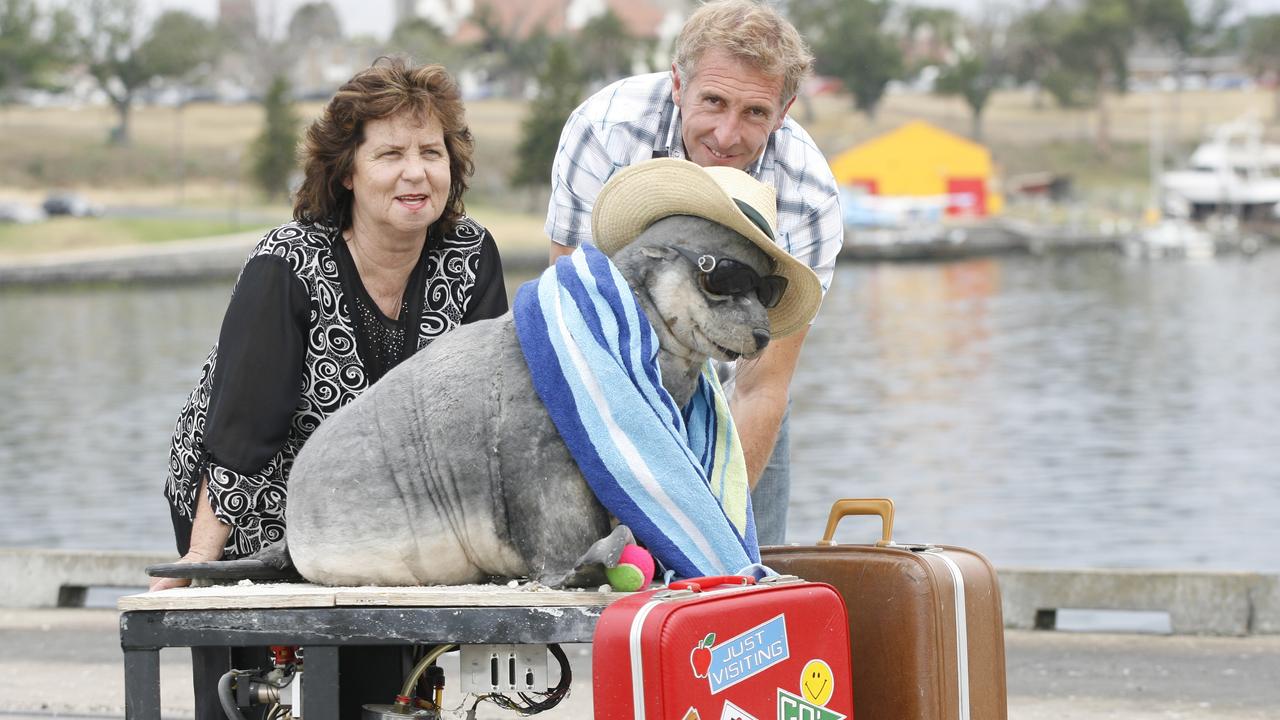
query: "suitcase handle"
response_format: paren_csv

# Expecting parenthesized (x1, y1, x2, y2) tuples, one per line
(668, 575, 757, 592)
(818, 498, 896, 547)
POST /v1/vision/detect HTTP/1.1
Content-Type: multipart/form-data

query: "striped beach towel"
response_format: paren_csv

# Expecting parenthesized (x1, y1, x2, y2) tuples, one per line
(513, 245, 760, 580)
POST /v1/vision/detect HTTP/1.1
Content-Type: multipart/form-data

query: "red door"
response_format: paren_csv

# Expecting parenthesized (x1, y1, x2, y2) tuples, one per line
(846, 178, 879, 195)
(946, 177, 987, 217)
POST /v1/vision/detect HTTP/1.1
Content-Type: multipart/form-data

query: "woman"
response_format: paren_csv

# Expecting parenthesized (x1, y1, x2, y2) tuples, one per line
(154, 58, 507, 718)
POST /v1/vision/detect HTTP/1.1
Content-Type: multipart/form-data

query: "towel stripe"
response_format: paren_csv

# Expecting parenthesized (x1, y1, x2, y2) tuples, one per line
(544, 274, 723, 572)
(514, 245, 758, 579)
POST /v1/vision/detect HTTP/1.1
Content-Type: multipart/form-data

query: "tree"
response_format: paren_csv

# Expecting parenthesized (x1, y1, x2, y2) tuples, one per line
(252, 74, 300, 200)
(1054, 0, 1133, 154)
(1187, 0, 1233, 55)
(577, 9, 636, 85)
(789, 0, 903, 120)
(0, 0, 74, 102)
(1136, 0, 1193, 53)
(1050, 0, 1192, 156)
(935, 54, 999, 141)
(75, 0, 213, 145)
(287, 1, 342, 44)
(144, 10, 215, 81)
(1006, 3, 1076, 109)
(901, 5, 961, 74)
(215, 0, 288, 99)
(468, 2, 551, 97)
(931, 9, 1014, 141)
(1244, 15, 1280, 120)
(511, 40, 582, 189)
(387, 16, 462, 68)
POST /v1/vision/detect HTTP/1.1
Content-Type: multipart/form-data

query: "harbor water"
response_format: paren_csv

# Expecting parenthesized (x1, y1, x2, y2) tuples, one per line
(2, 248, 1278, 572)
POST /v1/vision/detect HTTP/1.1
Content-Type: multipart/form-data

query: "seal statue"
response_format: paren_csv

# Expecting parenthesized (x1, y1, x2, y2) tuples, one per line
(149, 159, 822, 588)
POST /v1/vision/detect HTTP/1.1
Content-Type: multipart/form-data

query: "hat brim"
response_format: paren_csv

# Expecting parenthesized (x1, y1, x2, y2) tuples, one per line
(591, 159, 822, 338)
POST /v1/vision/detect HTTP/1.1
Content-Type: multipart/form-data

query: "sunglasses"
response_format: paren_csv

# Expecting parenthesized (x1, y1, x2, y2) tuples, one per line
(670, 246, 788, 309)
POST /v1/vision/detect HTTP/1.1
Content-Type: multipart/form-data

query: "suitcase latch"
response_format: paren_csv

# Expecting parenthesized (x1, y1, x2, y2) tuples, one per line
(758, 574, 804, 587)
(652, 588, 698, 601)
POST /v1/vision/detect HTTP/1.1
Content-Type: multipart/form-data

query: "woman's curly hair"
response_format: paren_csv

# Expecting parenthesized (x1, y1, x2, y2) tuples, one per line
(293, 58, 474, 233)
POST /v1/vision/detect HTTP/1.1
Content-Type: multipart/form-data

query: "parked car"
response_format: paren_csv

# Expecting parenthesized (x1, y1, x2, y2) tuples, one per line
(0, 201, 47, 224)
(42, 191, 102, 217)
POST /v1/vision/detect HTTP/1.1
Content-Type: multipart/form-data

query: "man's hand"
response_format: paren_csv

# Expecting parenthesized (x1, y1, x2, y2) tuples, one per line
(730, 327, 809, 487)
(549, 240, 575, 264)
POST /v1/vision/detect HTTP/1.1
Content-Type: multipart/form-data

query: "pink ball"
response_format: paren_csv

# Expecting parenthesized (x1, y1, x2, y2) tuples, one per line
(605, 544, 656, 591)
(619, 545, 655, 581)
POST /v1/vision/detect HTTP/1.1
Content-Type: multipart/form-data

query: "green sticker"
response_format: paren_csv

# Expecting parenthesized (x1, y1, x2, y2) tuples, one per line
(777, 689, 846, 720)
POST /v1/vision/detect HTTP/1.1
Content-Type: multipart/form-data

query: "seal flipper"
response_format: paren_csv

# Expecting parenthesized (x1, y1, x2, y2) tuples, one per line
(146, 540, 302, 583)
(548, 524, 637, 589)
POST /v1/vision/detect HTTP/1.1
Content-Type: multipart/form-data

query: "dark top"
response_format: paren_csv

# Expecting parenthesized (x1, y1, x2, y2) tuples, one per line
(165, 219, 508, 557)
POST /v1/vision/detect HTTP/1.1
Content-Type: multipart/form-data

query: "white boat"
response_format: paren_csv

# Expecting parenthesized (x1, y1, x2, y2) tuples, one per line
(1124, 217, 1217, 259)
(1159, 117, 1280, 220)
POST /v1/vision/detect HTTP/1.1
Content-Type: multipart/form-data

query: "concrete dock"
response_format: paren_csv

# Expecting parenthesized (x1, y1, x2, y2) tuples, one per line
(2, 550, 1279, 718)
(2, 607, 1279, 719)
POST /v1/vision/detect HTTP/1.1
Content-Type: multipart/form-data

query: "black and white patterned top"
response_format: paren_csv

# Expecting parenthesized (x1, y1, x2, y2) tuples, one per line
(163, 219, 508, 558)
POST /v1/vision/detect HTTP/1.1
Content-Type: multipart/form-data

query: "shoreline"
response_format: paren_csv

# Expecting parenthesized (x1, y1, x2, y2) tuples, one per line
(0, 229, 552, 287)
(0, 223, 1118, 288)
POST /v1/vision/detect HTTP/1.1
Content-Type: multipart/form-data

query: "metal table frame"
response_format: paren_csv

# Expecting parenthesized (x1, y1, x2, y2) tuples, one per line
(120, 605, 606, 720)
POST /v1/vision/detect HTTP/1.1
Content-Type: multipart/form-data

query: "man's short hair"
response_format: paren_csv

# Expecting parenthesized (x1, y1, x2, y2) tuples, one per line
(673, 0, 814, 105)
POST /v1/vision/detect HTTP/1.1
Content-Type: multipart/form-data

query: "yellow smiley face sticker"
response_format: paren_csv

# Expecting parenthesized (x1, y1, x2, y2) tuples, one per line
(800, 659, 835, 706)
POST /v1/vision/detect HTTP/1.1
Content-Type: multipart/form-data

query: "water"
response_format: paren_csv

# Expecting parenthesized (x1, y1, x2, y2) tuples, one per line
(789, 251, 1280, 571)
(2, 250, 1278, 571)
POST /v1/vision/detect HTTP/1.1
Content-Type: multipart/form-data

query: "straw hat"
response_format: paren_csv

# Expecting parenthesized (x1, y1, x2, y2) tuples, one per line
(591, 158, 822, 338)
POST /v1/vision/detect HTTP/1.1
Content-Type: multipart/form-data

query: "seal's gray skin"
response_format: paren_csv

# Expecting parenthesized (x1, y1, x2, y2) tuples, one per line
(151, 216, 774, 588)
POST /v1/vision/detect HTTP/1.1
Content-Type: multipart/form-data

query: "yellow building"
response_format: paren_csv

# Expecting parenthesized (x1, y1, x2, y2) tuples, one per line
(829, 120, 1003, 217)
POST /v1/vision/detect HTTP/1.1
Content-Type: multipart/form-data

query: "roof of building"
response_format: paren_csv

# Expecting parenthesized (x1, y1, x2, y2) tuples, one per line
(831, 120, 993, 180)
(452, 0, 667, 44)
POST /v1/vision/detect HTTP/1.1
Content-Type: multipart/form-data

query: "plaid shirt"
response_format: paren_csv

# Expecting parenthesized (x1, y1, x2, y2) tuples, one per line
(545, 72, 844, 293)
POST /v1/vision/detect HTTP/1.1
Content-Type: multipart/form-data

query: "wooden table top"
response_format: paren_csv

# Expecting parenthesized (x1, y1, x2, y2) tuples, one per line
(118, 582, 628, 612)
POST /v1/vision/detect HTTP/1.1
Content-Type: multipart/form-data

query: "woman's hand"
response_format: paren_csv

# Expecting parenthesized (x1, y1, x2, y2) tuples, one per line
(147, 549, 216, 592)
(148, 574, 190, 592)
(150, 473, 233, 592)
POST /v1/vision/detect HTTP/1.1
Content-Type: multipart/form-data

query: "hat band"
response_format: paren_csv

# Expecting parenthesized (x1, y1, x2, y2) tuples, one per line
(733, 198, 775, 242)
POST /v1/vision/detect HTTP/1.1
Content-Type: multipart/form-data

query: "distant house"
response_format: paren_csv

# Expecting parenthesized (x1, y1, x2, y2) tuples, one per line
(398, 0, 680, 97)
(400, 0, 675, 43)
(829, 120, 1003, 221)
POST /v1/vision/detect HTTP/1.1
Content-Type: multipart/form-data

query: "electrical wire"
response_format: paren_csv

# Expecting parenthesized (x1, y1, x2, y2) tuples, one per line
(393, 644, 457, 712)
(466, 644, 572, 716)
(216, 670, 251, 720)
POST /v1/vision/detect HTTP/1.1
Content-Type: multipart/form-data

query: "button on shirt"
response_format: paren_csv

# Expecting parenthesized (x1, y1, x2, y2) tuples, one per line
(544, 71, 844, 293)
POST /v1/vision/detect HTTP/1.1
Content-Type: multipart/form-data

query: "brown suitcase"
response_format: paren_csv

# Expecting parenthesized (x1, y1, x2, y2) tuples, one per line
(761, 498, 1008, 720)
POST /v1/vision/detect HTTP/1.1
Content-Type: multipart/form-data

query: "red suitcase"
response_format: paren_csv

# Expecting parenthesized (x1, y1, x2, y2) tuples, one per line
(593, 574, 854, 720)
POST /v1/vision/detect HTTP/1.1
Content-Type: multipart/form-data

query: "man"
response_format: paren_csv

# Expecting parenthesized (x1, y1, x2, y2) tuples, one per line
(544, 0, 843, 545)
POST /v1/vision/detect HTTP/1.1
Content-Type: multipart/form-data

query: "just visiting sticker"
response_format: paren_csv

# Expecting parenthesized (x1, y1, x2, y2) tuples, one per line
(701, 614, 789, 694)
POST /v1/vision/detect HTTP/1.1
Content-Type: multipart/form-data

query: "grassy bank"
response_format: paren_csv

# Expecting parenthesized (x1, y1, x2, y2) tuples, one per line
(0, 202, 547, 259)
(0, 216, 272, 256)
(2, 86, 1277, 255)
(8, 88, 1277, 194)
